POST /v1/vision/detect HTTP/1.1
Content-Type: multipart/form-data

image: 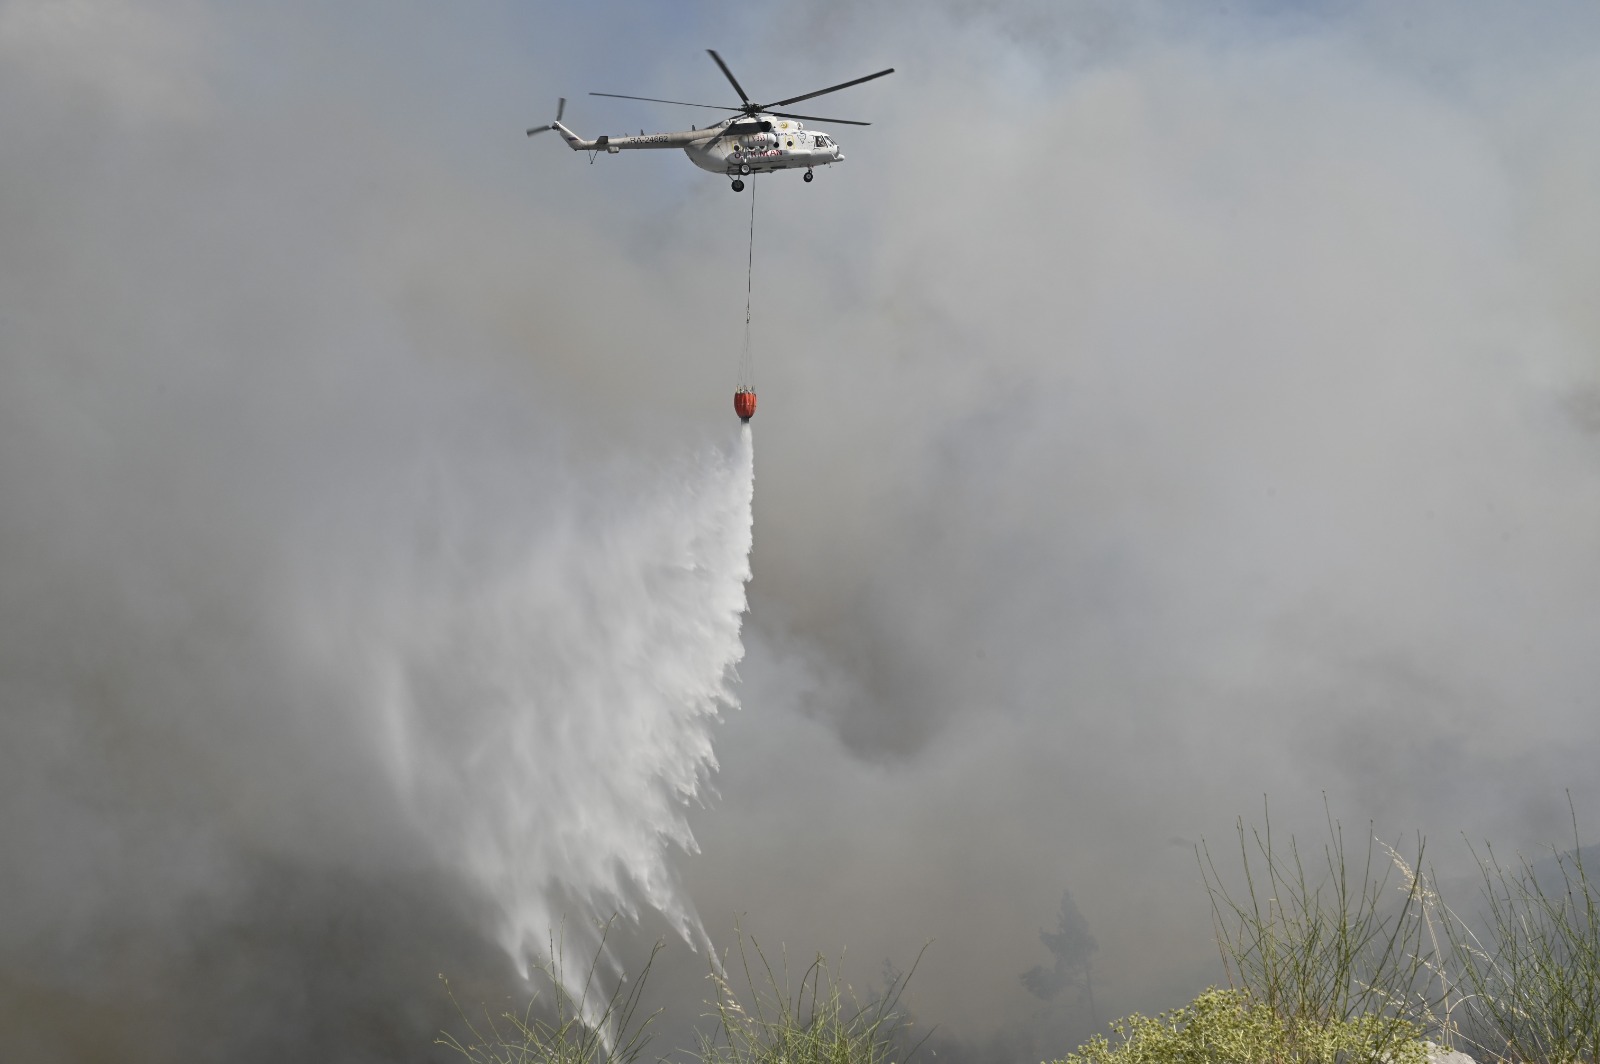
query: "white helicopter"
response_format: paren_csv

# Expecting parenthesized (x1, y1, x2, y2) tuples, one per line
(528, 50, 893, 191)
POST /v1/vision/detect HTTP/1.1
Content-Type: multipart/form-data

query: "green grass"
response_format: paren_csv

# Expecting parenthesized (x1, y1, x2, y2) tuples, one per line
(438, 920, 660, 1064)
(1185, 798, 1600, 1063)
(439, 923, 923, 1064)
(1198, 800, 1441, 1059)
(697, 929, 927, 1064)
(438, 802, 1600, 1064)
(1447, 799, 1600, 1063)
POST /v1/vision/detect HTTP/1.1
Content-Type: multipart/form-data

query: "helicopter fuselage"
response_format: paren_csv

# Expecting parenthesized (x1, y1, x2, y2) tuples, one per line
(690, 116, 844, 174)
(550, 114, 844, 177)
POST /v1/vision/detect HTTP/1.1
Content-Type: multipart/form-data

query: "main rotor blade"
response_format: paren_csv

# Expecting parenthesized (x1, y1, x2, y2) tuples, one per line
(765, 67, 894, 109)
(707, 49, 753, 107)
(766, 111, 871, 126)
(590, 91, 740, 112)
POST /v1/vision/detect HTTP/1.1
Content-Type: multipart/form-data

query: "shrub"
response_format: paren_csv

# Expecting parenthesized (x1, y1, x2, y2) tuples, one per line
(1448, 799, 1600, 1063)
(438, 922, 660, 1064)
(697, 931, 925, 1064)
(1199, 801, 1440, 1054)
(1053, 987, 1428, 1064)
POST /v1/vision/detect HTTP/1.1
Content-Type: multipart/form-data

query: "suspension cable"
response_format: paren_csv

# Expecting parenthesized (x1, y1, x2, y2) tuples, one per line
(739, 178, 756, 391)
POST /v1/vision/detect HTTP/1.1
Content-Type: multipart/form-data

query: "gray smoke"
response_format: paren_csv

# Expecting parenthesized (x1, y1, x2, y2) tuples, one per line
(4, 0, 1600, 1061)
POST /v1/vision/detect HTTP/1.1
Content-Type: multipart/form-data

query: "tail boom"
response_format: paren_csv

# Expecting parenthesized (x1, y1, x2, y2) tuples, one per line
(550, 121, 713, 153)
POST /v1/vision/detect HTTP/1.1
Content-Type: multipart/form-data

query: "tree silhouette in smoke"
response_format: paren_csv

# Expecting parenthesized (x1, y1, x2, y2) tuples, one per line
(1021, 889, 1099, 1027)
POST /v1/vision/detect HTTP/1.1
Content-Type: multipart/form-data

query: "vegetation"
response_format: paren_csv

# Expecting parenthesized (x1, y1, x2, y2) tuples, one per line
(1447, 801, 1600, 1063)
(439, 924, 922, 1064)
(697, 931, 926, 1064)
(1023, 888, 1101, 1029)
(1189, 798, 1600, 1063)
(439, 802, 1600, 1064)
(1198, 802, 1440, 1060)
(438, 921, 661, 1064)
(1053, 987, 1427, 1064)
(1073, 797, 1599, 1064)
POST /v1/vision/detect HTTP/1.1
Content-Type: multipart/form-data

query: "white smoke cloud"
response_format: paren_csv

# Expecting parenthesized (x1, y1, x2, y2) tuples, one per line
(0, 3, 757, 1057)
(5, 1, 1600, 1061)
(0, 0, 216, 122)
(672, 0, 1600, 1045)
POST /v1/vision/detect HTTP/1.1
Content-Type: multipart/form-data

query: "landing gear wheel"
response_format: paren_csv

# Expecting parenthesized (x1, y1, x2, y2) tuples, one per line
(738, 163, 752, 176)
(803, 170, 814, 183)
(731, 179, 745, 192)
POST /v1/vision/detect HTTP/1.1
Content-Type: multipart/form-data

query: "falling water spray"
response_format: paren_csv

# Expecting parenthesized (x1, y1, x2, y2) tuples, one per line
(359, 424, 754, 1007)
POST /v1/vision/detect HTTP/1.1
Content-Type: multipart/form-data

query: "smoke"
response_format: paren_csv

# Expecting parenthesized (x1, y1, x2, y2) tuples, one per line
(673, 0, 1600, 1050)
(0, 3, 758, 1056)
(6, 0, 1600, 1061)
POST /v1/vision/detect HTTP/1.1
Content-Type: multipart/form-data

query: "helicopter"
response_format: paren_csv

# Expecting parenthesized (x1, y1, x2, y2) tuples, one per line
(527, 49, 893, 191)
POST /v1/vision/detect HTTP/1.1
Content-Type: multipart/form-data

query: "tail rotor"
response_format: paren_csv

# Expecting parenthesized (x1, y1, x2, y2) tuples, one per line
(526, 97, 567, 137)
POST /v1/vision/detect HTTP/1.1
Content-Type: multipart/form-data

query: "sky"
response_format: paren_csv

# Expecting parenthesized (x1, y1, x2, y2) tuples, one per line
(3, 1, 1600, 1061)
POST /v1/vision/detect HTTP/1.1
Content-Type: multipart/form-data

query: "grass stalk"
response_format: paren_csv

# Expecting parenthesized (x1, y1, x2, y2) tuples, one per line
(439, 917, 662, 1064)
(1198, 798, 1441, 1057)
(697, 926, 928, 1064)
(1447, 796, 1600, 1063)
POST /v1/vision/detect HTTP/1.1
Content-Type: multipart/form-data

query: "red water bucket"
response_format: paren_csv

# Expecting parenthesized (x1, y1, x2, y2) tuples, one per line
(733, 389, 757, 422)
